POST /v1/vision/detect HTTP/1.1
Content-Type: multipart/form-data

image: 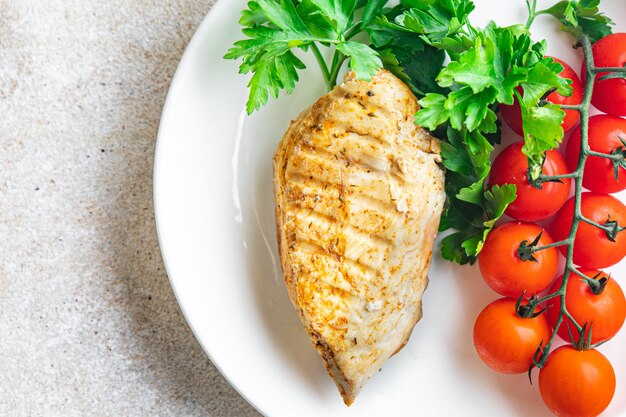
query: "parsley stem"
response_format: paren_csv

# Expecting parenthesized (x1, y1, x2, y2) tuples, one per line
(524, 0, 538, 29)
(328, 52, 348, 90)
(344, 23, 362, 41)
(311, 43, 332, 91)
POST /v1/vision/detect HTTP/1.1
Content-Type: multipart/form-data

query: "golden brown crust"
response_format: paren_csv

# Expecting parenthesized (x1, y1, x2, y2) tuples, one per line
(273, 69, 445, 405)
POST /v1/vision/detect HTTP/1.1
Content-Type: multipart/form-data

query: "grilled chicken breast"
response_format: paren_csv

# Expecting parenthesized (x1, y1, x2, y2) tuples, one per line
(273, 70, 445, 405)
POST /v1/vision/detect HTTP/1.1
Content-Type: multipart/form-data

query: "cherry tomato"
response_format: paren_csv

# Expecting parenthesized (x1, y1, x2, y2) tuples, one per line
(501, 57, 583, 135)
(546, 269, 626, 344)
(582, 33, 626, 116)
(473, 298, 551, 374)
(479, 222, 558, 298)
(566, 114, 626, 193)
(490, 142, 571, 221)
(551, 193, 626, 269)
(539, 346, 615, 417)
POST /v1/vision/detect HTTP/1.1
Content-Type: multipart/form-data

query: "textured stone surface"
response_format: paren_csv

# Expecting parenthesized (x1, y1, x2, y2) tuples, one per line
(0, 1, 259, 415)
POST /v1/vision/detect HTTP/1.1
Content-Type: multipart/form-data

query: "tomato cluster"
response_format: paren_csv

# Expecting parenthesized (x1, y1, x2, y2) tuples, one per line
(473, 34, 626, 417)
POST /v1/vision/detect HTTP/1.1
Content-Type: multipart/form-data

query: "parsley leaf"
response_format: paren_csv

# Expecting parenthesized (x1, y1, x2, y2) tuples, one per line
(522, 103, 566, 175)
(437, 127, 515, 265)
(517, 58, 571, 179)
(518, 58, 572, 107)
(398, 0, 475, 44)
(306, 0, 357, 35)
(366, 12, 446, 95)
(336, 41, 382, 80)
(361, 0, 389, 28)
(437, 27, 528, 105)
(441, 231, 474, 264)
(227, 0, 576, 266)
(416, 26, 546, 132)
(440, 182, 516, 265)
(414, 93, 449, 129)
(411, 17, 568, 264)
(541, 0, 613, 43)
(225, 28, 310, 114)
(226, 0, 386, 114)
(297, 1, 338, 38)
(479, 184, 517, 250)
(256, 0, 311, 33)
(240, 1, 269, 27)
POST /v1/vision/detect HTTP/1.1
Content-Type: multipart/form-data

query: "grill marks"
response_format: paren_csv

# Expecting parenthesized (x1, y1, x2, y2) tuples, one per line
(284, 127, 404, 292)
(286, 133, 402, 250)
(273, 70, 446, 405)
(282, 80, 416, 301)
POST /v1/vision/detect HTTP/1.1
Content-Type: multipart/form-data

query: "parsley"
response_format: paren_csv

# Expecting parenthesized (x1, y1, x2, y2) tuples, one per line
(366, 12, 447, 95)
(227, 0, 610, 265)
(336, 41, 382, 80)
(437, 125, 516, 264)
(431, 0, 612, 263)
(226, 0, 473, 113)
(525, 0, 613, 43)
(397, 0, 476, 46)
(226, 0, 383, 114)
(404, 13, 571, 263)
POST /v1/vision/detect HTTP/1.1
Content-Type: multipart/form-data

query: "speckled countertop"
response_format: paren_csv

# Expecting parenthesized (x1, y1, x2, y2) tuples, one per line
(0, 1, 259, 415)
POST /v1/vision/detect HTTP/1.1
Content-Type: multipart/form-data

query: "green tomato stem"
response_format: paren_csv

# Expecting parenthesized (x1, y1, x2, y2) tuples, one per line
(532, 291, 561, 305)
(588, 150, 624, 160)
(536, 172, 578, 182)
(531, 35, 602, 369)
(594, 66, 626, 73)
(529, 239, 568, 252)
(578, 216, 624, 235)
(559, 104, 582, 111)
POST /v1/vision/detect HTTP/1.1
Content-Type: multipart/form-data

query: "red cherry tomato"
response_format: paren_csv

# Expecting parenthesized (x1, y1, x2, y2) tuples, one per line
(501, 57, 583, 135)
(539, 346, 615, 417)
(479, 222, 558, 298)
(566, 114, 626, 193)
(490, 142, 571, 221)
(474, 298, 552, 374)
(551, 193, 626, 269)
(582, 33, 626, 116)
(546, 269, 626, 344)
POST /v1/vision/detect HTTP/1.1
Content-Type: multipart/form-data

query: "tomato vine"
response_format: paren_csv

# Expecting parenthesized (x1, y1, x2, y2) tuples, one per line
(520, 35, 626, 374)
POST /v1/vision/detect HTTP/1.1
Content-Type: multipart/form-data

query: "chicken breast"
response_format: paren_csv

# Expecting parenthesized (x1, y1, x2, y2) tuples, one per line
(273, 70, 445, 405)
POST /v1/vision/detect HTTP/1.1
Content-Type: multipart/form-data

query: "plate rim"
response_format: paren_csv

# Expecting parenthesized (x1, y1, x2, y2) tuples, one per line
(152, 2, 626, 416)
(152, 1, 268, 415)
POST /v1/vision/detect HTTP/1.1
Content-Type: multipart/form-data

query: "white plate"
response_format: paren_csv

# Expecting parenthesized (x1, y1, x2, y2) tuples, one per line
(154, 1, 626, 416)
